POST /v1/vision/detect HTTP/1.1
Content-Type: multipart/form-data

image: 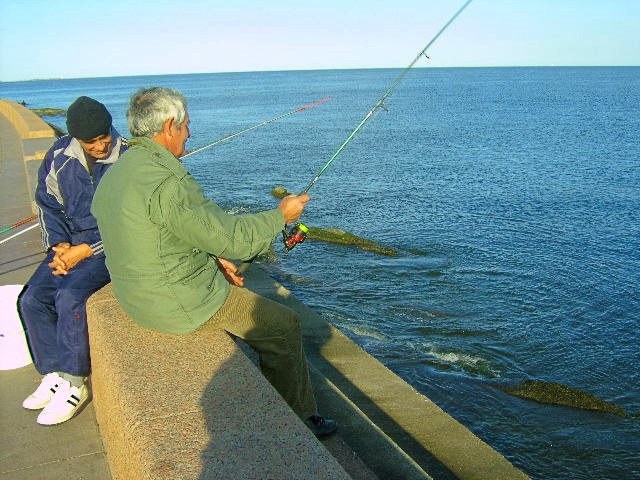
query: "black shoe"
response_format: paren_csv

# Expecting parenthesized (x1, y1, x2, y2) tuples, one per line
(304, 415, 338, 438)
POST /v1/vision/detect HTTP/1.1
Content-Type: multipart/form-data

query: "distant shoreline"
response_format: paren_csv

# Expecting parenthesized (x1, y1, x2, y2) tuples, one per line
(2, 65, 638, 84)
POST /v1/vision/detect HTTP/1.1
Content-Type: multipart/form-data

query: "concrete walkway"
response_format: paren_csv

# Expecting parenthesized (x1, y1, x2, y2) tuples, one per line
(0, 104, 114, 479)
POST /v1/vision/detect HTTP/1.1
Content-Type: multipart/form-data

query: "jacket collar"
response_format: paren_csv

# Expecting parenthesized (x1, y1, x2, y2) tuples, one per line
(63, 127, 123, 168)
(129, 136, 189, 179)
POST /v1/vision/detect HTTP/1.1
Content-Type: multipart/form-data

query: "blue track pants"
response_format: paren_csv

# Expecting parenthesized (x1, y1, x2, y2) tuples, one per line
(18, 250, 110, 377)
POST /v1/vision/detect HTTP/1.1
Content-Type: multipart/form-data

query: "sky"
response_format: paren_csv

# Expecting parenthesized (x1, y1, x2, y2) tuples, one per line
(0, 0, 638, 82)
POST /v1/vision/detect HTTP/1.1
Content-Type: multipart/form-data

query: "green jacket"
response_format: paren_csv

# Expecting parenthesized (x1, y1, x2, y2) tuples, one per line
(91, 137, 284, 334)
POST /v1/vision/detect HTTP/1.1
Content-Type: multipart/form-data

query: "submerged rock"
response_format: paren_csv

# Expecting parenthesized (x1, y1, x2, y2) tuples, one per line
(306, 227, 396, 256)
(270, 186, 397, 256)
(30, 107, 66, 117)
(271, 186, 291, 199)
(496, 380, 628, 418)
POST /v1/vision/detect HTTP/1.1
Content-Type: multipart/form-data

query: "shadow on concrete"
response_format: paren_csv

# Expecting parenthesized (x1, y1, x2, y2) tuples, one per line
(194, 301, 355, 479)
(197, 267, 458, 480)
(0, 252, 43, 277)
(304, 322, 456, 480)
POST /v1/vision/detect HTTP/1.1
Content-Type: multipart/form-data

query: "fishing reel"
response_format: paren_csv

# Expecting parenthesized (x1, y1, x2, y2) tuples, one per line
(282, 223, 308, 252)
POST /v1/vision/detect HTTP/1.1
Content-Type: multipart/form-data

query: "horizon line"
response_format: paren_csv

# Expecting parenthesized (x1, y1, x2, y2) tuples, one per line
(2, 64, 639, 83)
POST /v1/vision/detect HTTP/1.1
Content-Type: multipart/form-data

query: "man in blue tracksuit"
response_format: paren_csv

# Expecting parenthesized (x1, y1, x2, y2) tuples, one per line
(18, 96, 127, 425)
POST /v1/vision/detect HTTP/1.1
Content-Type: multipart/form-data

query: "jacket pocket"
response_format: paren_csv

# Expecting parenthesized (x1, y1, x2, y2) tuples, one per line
(177, 260, 216, 286)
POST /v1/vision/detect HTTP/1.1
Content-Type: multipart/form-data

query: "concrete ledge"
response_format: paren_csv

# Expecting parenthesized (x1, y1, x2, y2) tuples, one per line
(248, 271, 531, 480)
(86, 284, 351, 480)
(23, 137, 58, 161)
(0, 100, 55, 140)
(0, 99, 56, 208)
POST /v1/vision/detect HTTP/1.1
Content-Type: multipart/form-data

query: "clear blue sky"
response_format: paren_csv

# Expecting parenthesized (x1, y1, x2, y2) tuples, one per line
(1, 0, 638, 82)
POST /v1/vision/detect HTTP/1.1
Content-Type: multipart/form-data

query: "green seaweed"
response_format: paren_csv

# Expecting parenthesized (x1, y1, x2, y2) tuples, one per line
(496, 380, 628, 417)
(31, 108, 66, 117)
(270, 186, 396, 256)
(306, 227, 397, 256)
(271, 186, 291, 199)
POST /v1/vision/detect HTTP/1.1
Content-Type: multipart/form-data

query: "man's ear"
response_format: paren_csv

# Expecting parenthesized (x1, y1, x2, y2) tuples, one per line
(162, 117, 175, 137)
(152, 117, 176, 149)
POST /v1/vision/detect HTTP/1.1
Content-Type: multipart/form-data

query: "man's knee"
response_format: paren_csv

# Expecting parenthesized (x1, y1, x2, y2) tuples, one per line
(18, 286, 45, 314)
(276, 306, 302, 336)
(54, 288, 89, 314)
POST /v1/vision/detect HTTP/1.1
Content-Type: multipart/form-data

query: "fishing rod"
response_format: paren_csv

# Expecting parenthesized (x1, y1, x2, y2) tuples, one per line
(0, 215, 37, 235)
(299, 0, 473, 196)
(0, 223, 39, 246)
(236, 0, 474, 272)
(181, 97, 332, 160)
(0, 99, 331, 248)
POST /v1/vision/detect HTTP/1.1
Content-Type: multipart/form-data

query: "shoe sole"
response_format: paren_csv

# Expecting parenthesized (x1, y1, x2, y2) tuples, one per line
(22, 401, 51, 411)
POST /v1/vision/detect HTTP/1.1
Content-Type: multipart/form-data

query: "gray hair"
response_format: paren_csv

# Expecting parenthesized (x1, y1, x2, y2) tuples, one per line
(127, 87, 188, 138)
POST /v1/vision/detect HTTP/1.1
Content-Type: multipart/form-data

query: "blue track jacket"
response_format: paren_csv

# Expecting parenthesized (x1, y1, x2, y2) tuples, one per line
(35, 129, 127, 253)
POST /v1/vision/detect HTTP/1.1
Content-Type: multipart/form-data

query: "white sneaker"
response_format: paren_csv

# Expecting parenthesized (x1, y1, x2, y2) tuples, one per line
(36, 379, 88, 426)
(22, 372, 62, 410)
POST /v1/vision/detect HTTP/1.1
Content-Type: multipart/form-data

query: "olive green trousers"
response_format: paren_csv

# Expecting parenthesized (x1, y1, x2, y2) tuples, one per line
(205, 285, 317, 420)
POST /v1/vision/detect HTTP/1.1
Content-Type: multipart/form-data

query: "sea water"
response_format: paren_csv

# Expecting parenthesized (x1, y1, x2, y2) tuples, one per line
(2, 66, 638, 479)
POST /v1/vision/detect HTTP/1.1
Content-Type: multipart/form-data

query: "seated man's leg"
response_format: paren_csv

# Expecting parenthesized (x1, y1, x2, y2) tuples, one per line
(18, 251, 63, 375)
(209, 285, 317, 420)
(53, 255, 110, 377)
(34, 255, 110, 425)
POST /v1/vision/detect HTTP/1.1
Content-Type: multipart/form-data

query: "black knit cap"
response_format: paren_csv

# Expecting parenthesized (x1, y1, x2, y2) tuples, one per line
(66, 96, 112, 141)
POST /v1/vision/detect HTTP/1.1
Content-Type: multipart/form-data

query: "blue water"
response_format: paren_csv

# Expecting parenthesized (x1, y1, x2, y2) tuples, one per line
(2, 67, 639, 479)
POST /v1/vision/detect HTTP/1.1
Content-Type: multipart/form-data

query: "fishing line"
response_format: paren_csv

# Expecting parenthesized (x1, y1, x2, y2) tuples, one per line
(181, 97, 332, 160)
(0, 223, 39, 246)
(237, 0, 473, 273)
(0, 99, 331, 248)
(301, 0, 473, 194)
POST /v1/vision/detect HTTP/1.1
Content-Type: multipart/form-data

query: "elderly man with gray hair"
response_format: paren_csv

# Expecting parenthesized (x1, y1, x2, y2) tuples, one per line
(92, 86, 336, 437)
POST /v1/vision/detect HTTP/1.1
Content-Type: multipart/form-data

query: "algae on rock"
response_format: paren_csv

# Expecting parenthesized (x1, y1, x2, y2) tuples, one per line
(496, 380, 628, 417)
(30, 108, 66, 117)
(306, 227, 396, 256)
(271, 186, 396, 256)
(271, 186, 291, 199)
